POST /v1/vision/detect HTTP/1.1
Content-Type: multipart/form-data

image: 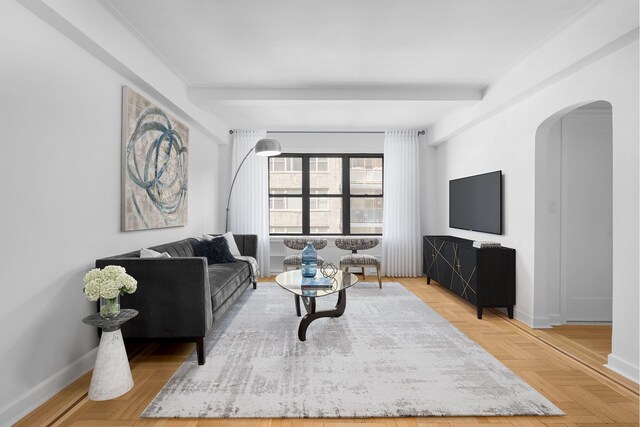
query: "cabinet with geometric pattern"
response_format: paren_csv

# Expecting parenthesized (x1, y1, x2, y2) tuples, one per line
(423, 235, 515, 319)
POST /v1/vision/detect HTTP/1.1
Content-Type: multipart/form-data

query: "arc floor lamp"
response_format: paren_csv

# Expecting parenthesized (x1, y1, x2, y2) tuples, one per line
(225, 137, 282, 232)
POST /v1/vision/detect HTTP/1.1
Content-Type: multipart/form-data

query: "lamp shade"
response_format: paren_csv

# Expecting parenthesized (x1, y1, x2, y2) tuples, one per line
(255, 138, 282, 157)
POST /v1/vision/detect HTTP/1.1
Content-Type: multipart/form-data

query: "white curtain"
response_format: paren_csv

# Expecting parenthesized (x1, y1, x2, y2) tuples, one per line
(229, 130, 271, 277)
(382, 130, 422, 276)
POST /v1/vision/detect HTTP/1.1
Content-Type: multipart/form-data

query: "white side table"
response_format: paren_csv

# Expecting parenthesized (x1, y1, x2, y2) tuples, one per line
(82, 309, 138, 401)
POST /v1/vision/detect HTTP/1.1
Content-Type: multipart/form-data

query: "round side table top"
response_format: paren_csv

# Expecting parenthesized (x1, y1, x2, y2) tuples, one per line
(82, 309, 138, 332)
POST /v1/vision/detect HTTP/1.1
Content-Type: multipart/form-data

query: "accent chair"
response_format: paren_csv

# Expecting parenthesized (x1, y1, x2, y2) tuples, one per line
(335, 238, 382, 288)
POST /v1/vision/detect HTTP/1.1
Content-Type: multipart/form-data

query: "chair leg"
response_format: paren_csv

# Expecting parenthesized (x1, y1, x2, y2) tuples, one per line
(376, 265, 382, 289)
(361, 266, 366, 281)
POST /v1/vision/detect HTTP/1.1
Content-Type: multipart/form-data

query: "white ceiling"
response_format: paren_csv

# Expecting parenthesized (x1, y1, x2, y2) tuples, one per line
(106, 0, 595, 131)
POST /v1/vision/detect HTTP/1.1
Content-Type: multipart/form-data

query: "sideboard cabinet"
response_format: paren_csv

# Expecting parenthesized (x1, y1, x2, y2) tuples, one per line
(423, 235, 515, 319)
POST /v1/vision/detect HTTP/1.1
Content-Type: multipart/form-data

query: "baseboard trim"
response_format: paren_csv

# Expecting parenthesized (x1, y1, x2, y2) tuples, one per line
(547, 313, 563, 325)
(606, 354, 640, 384)
(512, 307, 533, 327)
(532, 316, 552, 329)
(513, 308, 552, 328)
(0, 348, 97, 426)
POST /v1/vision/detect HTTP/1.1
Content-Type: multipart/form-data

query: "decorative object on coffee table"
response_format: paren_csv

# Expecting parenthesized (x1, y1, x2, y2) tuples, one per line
(275, 269, 358, 341)
(320, 262, 338, 278)
(83, 265, 138, 318)
(282, 238, 328, 272)
(301, 241, 318, 277)
(83, 309, 138, 400)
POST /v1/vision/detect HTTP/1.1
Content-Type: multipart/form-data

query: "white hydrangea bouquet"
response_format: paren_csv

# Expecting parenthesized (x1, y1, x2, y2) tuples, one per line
(83, 265, 137, 317)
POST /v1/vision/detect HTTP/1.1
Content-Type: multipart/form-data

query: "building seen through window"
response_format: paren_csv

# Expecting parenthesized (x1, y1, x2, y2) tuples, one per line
(269, 154, 383, 235)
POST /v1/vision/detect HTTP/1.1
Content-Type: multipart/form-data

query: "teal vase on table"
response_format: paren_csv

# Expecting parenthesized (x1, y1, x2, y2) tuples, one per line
(301, 241, 317, 278)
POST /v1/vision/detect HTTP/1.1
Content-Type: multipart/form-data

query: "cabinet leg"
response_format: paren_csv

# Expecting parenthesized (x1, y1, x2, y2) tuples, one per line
(507, 305, 514, 319)
(477, 306, 483, 319)
(426, 276, 431, 285)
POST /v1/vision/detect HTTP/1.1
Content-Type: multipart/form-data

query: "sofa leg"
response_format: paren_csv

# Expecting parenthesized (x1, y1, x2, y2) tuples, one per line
(253, 281, 257, 290)
(196, 337, 205, 365)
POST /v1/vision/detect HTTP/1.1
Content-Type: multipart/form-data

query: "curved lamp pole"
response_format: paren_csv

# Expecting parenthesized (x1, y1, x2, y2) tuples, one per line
(225, 138, 282, 232)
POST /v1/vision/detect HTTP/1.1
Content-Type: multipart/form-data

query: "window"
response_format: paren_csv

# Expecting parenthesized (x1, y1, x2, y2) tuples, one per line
(269, 154, 383, 235)
(269, 157, 302, 172)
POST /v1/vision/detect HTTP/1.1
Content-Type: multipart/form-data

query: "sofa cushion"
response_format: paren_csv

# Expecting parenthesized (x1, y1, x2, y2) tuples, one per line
(195, 237, 237, 264)
(140, 248, 171, 258)
(203, 232, 242, 257)
(149, 238, 198, 258)
(207, 262, 251, 312)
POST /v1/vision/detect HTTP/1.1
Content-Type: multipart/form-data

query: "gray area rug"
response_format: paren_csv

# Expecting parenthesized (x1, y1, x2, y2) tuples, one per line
(142, 282, 563, 418)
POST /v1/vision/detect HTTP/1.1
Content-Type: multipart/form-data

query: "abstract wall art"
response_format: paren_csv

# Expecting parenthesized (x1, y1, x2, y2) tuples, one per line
(121, 86, 189, 231)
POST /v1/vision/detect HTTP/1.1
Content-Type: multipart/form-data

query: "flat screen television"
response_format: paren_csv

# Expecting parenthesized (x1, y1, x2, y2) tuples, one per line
(449, 170, 502, 235)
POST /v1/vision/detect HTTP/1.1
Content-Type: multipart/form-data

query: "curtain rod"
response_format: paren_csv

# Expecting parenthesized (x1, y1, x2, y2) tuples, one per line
(229, 130, 425, 136)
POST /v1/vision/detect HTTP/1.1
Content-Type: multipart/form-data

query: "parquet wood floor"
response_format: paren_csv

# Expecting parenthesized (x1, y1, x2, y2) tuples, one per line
(16, 277, 639, 427)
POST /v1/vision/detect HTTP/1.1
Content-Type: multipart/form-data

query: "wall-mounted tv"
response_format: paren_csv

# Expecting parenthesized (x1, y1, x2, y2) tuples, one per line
(449, 170, 502, 235)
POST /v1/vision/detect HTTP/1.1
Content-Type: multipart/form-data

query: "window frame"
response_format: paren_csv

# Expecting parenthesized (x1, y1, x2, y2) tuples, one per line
(269, 153, 383, 236)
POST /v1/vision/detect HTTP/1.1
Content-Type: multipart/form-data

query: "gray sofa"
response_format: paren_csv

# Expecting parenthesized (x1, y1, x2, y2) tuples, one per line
(95, 234, 257, 365)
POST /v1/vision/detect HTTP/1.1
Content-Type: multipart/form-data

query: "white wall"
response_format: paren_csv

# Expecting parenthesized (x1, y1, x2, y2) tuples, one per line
(274, 132, 384, 153)
(561, 107, 613, 322)
(424, 34, 638, 382)
(536, 118, 563, 324)
(419, 142, 439, 237)
(0, 1, 220, 424)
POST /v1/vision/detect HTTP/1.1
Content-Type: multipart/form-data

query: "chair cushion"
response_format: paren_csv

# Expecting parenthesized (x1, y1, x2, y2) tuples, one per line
(340, 254, 380, 265)
(283, 254, 326, 266)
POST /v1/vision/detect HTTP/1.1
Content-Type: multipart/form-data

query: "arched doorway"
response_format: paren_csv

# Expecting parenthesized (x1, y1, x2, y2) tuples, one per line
(534, 100, 613, 325)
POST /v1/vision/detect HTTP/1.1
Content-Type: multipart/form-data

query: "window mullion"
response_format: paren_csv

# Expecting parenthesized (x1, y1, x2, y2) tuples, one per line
(302, 155, 310, 235)
(343, 155, 350, 235)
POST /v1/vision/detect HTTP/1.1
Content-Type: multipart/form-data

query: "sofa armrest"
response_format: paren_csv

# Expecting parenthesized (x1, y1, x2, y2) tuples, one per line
(233, 234, 258, 258)
(95, 257, 212, 339)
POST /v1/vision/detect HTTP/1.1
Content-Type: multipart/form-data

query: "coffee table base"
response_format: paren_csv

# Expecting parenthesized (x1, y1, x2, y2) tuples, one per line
(294, 289, 347, 341)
